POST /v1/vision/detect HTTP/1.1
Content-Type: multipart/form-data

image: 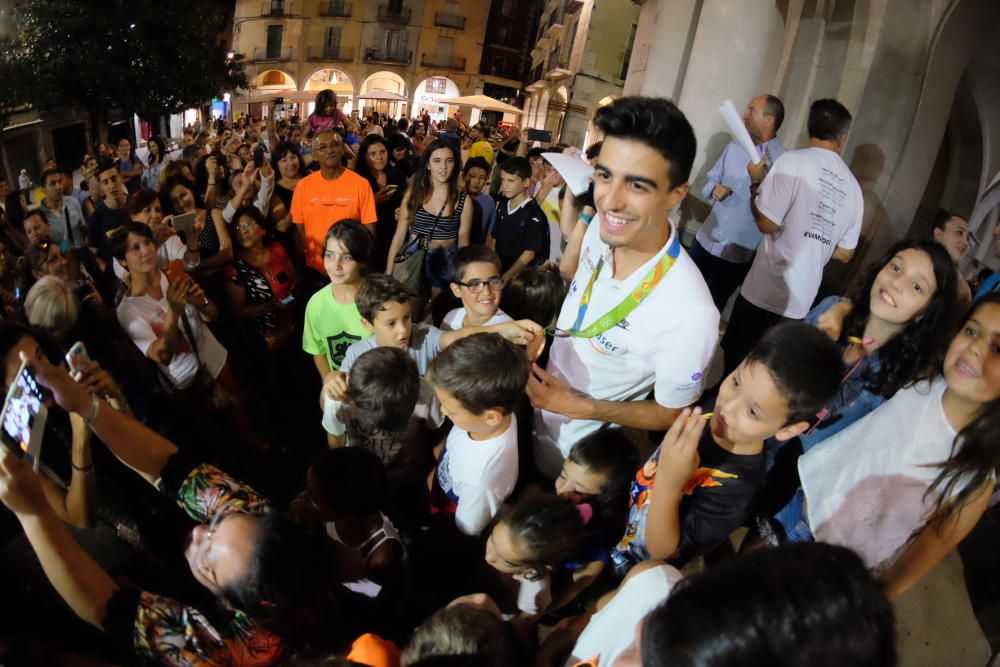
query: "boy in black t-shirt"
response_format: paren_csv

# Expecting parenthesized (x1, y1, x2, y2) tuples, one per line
(488, 156, 549, 284)
(611, 322, 844, 571)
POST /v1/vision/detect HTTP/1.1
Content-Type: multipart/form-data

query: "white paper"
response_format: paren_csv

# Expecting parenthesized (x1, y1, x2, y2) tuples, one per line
(542, 151, 595, 196)
(719, 100, 761, 162)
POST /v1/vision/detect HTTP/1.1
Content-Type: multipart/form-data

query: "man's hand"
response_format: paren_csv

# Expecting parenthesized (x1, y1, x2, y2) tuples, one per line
(526, 363, 589, 419)
(711, 185, 732, 201)
(21, 351, 91, 416)
(656, 407, 706, 492)
(747, 157, 768, 185)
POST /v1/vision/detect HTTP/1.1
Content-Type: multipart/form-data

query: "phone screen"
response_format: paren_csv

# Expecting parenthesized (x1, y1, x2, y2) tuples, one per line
(2, 361, 46, 467)
(171, 212, 197, 235)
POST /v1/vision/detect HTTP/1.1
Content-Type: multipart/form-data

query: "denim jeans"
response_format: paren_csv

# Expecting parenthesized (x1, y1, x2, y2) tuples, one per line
(773, 488, 814, 543)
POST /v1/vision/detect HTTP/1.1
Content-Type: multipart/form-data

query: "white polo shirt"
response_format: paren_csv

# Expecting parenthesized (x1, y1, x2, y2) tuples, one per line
(739, 147, 863, 319)
(532, 217, 720, 478)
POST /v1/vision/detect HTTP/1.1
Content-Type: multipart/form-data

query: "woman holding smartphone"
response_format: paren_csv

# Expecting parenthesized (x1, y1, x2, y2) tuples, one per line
(354, 134, 407, 276)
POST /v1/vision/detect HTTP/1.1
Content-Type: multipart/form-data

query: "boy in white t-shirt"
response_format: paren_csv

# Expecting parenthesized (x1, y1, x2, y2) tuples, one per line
(427, 333, 530, 536)
(442, 245, 513, 331)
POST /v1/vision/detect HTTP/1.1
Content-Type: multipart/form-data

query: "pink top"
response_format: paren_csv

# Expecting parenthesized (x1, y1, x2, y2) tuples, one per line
(310, 109, 348, 135)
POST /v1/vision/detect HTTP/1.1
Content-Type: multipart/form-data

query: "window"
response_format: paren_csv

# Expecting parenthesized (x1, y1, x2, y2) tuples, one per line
(270, 0, 284, 14)
(496, 24, 510, 45)
(325, 26, 341, 49)
(426, 78, 447, 94)
(500, 0, 515, 17)
(266, 25, 283, 58)
(491, 56, 506, 75)
(619, 22, 637, 80)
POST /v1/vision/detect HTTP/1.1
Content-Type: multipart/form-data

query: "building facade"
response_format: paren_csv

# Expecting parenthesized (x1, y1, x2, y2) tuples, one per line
(230, 0, 489, 123)
(622, 0, 1000, 288)
(479, 0, 542, 109)
(522, 0, 639, 148)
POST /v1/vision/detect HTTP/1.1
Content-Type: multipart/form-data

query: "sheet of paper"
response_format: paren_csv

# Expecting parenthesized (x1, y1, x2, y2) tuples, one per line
(542, 151, 594, 196)
(719, 99, 761, 162)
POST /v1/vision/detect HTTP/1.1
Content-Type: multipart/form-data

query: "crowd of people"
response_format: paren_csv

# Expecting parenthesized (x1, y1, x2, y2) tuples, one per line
(0, 88, 995, 667)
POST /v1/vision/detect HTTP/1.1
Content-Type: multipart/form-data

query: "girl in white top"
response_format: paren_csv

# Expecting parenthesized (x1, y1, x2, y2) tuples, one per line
(484, 494, 585, 618)
(115, 189, 200, 284)
(112, 222, 226, 391)
(789, 293, 1000, 599)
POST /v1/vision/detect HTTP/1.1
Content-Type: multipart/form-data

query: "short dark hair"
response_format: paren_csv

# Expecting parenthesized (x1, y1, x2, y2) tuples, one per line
(230, 205, 273, 245)
(463, 156, 491, 176)
(567, 428, 639, 511)
(270, 141, 306, 178)
(741, 321, 843, 424)
(182, 144, 201, 160)
(323, 219, 372, 270)
(349, 347, 420, 434)
(932, 207, 965, 232)
(763, 94, 785, 132)
(451, 245, 501, 283)
(426, 333, 528, 415)
(807, 98, 853, 142)
(500, 156, 531, 180)
(526, 147, 546, 161)
(21, 209, 48, 229)
(308, 447, 389, 515)
(500, 265, 567, 327)
(96, 159, 118, 177)
(109, 221, 154, 262)
(356, 273, 410, 323)
(40, 168, 63, 187)
(641, 542, 896, 667)
(594, 96, 696, 188)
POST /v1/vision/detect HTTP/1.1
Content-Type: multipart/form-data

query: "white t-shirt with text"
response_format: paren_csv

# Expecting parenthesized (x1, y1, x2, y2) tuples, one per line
(740, 147, 863, 319)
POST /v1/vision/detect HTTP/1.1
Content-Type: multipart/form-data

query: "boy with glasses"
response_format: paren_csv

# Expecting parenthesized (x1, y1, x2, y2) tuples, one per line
(443, 245, 513, 330)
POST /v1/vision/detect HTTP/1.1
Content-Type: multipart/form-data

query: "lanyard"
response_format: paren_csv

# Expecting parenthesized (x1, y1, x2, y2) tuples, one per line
(558, 232, 682, 339)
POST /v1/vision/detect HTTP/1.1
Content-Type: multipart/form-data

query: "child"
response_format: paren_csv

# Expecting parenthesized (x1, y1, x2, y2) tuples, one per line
(306, 89, 348, 138)
(799, 238, 956, 450)
(488, 156, 549, 284)
(426, 333, 529, 536)
(500, 264, 567, 330)
(303, 220, 372, 377)
(612, 322, 843, 573)
(442, 245, 513, 331)
(483, 494, 585, 616)
(293, 447, 406, 601)
(774, 293, 1000, 600)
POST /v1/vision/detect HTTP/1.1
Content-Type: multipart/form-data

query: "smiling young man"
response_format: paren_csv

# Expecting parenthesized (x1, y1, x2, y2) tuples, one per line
(931, 208, 974, 311)
(527, 96, 720, 480)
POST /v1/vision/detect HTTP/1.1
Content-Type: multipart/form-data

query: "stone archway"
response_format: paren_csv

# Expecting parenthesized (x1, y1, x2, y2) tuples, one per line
(304, 68, 356, 114)
(360, 71, 408, 117)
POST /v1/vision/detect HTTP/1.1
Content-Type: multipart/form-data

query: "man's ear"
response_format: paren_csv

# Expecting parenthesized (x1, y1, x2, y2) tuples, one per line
(774, 420, 810, 442)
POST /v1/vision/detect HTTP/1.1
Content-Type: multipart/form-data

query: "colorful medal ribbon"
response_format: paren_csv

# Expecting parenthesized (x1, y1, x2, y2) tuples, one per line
(561, 233, 682, 339)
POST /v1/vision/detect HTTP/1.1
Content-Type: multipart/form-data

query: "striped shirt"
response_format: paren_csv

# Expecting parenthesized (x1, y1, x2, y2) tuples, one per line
(695, 137, 786, 263)
(410, 191, 467, 241)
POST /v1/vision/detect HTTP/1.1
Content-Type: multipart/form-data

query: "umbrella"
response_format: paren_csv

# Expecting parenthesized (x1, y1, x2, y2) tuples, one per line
(357, 90, 408, 101)
(436, 94, 525, 115)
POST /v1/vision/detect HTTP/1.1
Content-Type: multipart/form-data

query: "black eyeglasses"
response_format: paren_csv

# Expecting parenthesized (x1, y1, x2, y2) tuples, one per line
(453, 277, 503, 294)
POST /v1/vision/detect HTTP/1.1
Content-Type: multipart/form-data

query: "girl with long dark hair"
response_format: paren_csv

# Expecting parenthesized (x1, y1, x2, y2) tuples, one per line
(385, 139, 472, 305)
(354, 134, 406, 272)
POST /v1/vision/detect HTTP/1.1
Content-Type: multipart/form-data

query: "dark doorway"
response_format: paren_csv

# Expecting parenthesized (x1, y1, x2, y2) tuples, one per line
(51, 122, 88, 171)
(3, 133, 39, 190)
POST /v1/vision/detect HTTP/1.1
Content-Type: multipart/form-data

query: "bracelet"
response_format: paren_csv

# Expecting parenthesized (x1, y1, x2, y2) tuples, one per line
(72, 462, 95, 474)
(84, 395, 101, 428)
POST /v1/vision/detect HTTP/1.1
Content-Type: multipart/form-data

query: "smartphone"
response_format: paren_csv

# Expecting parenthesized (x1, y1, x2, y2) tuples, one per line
(0, 358, 47, 470)
(166, 259, 186, 285)
(171, 211, 197, 236)
(253, 145, 265, 169)
(65, 341, 91, 376)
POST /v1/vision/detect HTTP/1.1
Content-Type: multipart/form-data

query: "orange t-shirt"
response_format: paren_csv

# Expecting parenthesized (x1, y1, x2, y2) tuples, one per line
(290, 168, 377, 272)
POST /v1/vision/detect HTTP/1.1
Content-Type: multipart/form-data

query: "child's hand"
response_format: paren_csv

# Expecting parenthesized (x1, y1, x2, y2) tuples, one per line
(657, 408, 706, 492)
(816, 299, 853, 342)
(323, 371, 348, 402)
(490, 319, 543, 346)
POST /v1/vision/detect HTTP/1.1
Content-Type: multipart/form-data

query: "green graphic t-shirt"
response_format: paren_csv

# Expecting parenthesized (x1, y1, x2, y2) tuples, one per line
(302, 285, 372, 371)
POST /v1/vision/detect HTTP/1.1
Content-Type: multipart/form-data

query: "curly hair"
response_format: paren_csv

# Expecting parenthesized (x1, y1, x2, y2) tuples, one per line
(841, 239, 956, 397)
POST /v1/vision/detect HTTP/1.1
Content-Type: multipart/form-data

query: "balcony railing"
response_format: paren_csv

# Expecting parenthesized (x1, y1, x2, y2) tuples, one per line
(251, 47, 296, 62)
(434, 12, 466, 29)
(319, 0, 352, 17)
(364, 48, 412, 64)
(421, 53, 466, 71)
(307, 45, 355, 62)
(259, 0, 296, 16)
(377, 4, 411, 24)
